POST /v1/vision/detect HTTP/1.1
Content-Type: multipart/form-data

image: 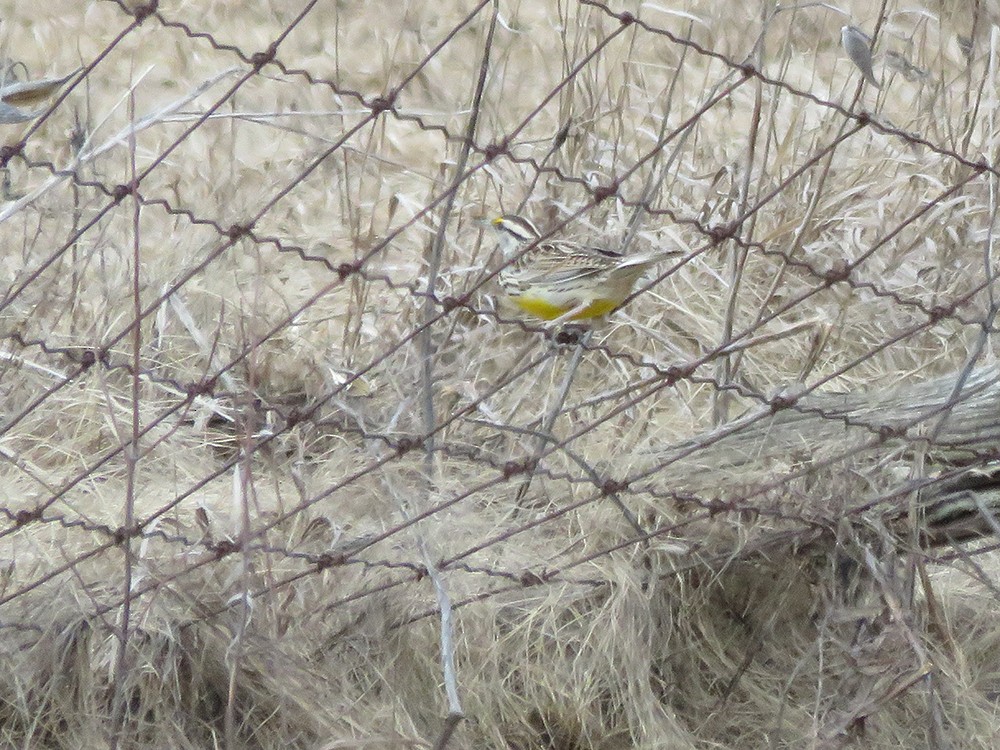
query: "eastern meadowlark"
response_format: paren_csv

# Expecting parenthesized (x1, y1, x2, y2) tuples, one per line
(490, 214, 682, 324)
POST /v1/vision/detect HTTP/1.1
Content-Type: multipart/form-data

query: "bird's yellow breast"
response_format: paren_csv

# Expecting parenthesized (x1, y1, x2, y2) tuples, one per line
(509, 294, 619, 321)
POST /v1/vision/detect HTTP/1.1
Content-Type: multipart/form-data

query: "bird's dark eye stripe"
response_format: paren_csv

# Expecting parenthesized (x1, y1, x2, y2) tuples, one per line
(503, 225, 533, 239)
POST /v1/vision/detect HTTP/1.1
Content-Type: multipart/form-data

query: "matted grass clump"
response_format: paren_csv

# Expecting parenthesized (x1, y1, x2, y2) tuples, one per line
(2, 1, 1000, 748)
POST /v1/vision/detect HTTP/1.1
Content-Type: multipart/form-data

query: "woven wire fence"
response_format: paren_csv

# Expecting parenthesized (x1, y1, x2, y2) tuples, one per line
(3, 0, 1000, 746)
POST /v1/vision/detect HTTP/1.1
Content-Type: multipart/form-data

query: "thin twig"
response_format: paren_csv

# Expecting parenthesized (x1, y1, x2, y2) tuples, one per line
(416, 1, 499, 740)
(514, 329, 592, 507)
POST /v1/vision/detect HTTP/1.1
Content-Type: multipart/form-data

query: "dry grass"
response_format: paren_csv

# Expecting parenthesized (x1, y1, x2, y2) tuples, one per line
(3, 0, 1000, 747)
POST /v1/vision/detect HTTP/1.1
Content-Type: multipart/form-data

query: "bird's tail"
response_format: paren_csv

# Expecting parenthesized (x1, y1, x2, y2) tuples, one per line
(617, 247, 687, 269)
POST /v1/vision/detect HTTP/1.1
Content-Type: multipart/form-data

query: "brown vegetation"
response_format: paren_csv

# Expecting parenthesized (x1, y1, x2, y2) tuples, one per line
(2, 1, 1000, 748)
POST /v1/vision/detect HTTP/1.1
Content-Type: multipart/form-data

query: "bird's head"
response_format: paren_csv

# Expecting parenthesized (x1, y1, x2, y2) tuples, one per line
(490, 214, 541, 254)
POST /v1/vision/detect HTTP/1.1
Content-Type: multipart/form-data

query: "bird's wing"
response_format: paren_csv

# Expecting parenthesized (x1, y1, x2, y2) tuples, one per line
(506, 241, 623, 285)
